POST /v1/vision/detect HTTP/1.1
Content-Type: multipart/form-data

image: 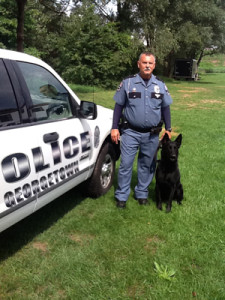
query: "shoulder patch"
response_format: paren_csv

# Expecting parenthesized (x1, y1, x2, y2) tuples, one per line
(165, 84, 170, 95)
(116, 74, 137, 91)
(117, 81, 123, 91)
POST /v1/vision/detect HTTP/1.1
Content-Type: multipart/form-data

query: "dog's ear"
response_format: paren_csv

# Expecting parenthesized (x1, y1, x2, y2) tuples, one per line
(161, 132, 170, 143)
(175, 134, 182, 148)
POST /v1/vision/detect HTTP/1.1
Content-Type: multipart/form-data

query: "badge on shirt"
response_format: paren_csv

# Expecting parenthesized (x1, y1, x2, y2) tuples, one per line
(154, 85, 161, 98)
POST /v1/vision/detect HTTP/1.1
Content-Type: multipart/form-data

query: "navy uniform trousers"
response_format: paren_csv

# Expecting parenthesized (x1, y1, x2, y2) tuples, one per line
(115, 128, 159, 202)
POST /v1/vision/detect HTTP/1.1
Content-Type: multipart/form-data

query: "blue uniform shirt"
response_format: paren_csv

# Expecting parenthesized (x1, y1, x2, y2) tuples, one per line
(114, 73, 173, 129)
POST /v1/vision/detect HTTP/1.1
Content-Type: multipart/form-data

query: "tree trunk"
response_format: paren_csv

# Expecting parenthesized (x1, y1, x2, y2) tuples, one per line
(15, 0, 27, 52)
(197, 49, 204, 67)
(163, 52, 175, 78)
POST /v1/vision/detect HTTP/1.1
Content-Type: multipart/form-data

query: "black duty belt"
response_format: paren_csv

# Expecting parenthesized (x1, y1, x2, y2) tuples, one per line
(125, 121, 163, 134)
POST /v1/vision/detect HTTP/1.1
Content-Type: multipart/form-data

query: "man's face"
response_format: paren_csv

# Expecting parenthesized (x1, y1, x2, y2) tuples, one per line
(137, 54, 156, 79)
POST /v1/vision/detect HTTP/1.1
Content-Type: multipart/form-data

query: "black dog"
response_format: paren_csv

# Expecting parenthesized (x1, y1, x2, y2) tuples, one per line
(155, 133, 183, 212)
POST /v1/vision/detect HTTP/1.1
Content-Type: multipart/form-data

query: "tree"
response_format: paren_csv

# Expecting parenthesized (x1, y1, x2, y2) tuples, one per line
(24, 0, 69, 62)
(60, 3, 141, 87)
(1, 0, 71, 52)
(15, 0, 27, 52)
(116, 0, 225, 76)
(0, 0, 17, 49)
(2, 0, 225, 84)
(163, 0, 225, 75)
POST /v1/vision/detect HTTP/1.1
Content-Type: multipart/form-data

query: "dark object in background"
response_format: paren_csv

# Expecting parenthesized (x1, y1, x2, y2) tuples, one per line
(174, 59, 198, 81)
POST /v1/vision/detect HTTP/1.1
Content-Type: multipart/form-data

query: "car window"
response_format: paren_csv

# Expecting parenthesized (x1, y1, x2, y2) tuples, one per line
(17, 62, 73, 122)
(0, 60, 21, 128)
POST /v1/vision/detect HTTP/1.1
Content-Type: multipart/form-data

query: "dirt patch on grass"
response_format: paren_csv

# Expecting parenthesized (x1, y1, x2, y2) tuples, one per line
(33, 242, 48, 252)
(186, 103, 197, 108)
(177, 88, 209, 99)
(178, 87, 208, 93)
(201, 99, 224, 104)
(57, 290, 67, 299)
(127, 284, 146, 298)
(182, 94, 191, 98)
(173, 99, 224, 110)
(146, 236, 162, 243)
(144, 236, 163, 254)
(69, 233, 95, 245)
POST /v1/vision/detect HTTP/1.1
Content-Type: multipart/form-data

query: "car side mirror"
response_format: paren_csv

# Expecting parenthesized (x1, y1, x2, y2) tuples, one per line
(78, 101, 97, 120)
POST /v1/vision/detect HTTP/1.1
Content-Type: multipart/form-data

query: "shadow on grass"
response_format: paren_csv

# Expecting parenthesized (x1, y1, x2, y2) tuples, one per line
(0, 185, 86, 262)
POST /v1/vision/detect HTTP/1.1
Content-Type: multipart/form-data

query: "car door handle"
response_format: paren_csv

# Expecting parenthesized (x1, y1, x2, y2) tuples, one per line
(43, 132, 59, 143)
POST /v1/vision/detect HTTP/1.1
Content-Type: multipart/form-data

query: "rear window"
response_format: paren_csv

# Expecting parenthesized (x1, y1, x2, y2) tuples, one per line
(0, 60, 20, 128)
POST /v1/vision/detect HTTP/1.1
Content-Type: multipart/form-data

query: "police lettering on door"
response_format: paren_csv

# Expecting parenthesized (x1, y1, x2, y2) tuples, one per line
(1, 131, 91, 208)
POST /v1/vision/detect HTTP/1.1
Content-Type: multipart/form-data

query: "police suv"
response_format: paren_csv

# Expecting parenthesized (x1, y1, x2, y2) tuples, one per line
(0, 49, 119, 233)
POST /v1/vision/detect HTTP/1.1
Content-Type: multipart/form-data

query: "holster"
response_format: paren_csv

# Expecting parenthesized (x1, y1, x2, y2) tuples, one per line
(149, 121, 163, 134)
(118, 115, 127, 135)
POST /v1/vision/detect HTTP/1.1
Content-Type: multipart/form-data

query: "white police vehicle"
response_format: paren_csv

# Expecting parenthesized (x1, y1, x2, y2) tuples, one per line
(0, 49, 119, 233)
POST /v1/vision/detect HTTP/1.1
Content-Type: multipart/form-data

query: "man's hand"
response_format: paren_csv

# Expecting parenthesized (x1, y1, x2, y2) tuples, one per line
(111, 129, 120, 144)
(161, 130, 172, 140)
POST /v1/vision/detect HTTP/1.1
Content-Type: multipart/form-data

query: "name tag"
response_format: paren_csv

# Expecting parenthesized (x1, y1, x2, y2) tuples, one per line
(128, 92, 141, 99)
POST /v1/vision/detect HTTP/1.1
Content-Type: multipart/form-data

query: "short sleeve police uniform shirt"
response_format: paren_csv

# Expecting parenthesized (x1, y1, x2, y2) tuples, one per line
(114, 73, 173, 129)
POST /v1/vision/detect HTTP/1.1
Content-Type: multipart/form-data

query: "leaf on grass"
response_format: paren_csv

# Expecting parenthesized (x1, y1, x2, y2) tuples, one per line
(154, 261, 176, 281)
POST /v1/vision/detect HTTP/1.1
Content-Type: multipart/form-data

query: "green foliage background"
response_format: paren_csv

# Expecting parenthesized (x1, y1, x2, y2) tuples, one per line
(1, 0, 225, 87)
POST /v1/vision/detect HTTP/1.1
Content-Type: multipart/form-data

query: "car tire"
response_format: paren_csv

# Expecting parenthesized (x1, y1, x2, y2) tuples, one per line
(86, 142, 116, 198)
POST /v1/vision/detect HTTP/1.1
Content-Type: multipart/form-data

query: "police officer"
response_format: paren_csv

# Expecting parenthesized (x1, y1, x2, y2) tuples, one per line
(111, 52, 172, 208)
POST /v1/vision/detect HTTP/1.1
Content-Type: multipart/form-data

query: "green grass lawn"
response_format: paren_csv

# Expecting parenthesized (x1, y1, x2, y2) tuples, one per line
(0, 72, 225, 300)
(199, 53, 225, 73)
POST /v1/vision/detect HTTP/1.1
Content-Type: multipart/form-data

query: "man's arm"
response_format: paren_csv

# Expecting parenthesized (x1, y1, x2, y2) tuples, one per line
(111, 103, 124, 144)
(161, 105, 172, 139)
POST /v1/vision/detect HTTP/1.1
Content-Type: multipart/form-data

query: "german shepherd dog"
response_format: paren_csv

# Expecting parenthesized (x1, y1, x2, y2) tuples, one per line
(155, 133, 183, 212)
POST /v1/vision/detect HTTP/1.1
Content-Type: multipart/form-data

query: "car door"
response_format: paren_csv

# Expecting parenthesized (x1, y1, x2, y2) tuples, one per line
(15, 61, 92, 211)
(0, 59, 39, 231)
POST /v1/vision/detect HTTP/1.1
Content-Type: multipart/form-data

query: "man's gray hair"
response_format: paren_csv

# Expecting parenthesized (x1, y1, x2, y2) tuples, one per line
(139, 52, 156, 63)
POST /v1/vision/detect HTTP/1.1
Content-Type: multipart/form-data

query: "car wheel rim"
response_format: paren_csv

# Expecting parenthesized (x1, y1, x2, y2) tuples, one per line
(100, 153, 113, 188)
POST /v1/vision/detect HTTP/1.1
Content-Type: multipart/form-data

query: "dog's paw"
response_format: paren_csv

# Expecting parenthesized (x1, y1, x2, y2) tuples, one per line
(166, 205, 172, 213)
(157, 204, 163, 210)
